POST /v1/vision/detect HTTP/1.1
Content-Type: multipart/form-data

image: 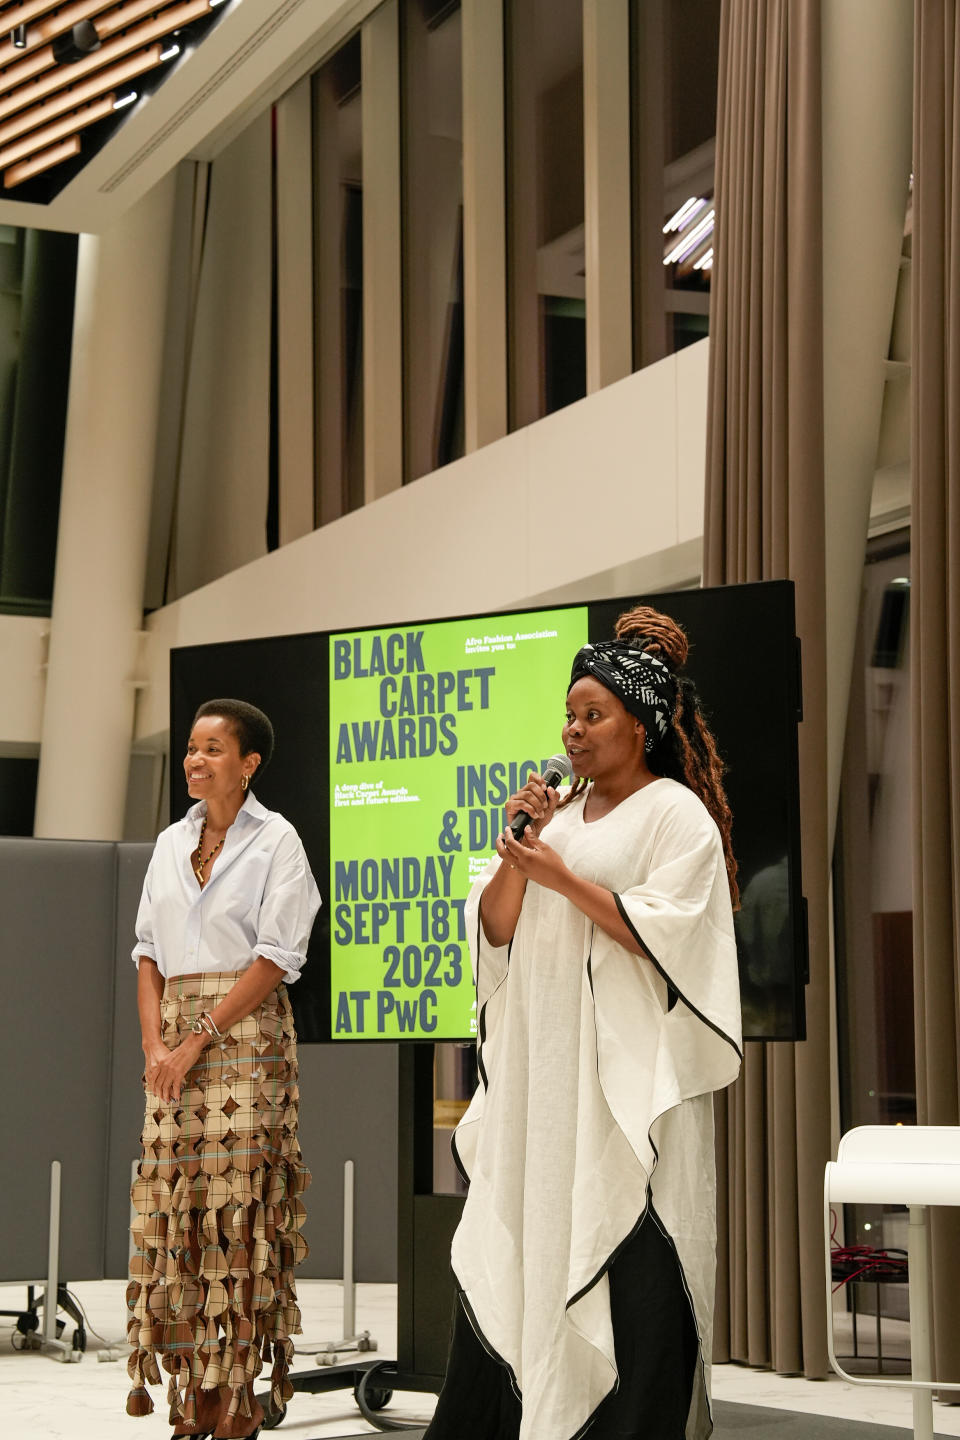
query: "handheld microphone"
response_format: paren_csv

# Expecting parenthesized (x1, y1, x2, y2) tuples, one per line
(508, 753, 573, 840)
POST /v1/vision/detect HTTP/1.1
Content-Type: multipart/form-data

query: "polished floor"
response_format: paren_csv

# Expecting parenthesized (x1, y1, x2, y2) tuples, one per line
(1, 1278, 958, 1440)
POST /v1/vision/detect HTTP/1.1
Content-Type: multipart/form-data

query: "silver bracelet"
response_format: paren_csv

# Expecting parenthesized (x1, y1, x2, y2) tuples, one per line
(200, 1009, 224, 1040)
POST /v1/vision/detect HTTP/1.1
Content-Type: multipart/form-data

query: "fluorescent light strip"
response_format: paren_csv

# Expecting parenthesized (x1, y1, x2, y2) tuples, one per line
(113, 89, 137, 108)
(4, 131, 79, 186)
(663, 196, 705, 234)
(0, 89, 113, 167)
(0, 0, 208, 120)
(663, 197, 695, 233)
(692, 247, 714, 271)
(0, 43, 161, 145)
(663, 209, 715, 265)
(670, 225, 714, 267)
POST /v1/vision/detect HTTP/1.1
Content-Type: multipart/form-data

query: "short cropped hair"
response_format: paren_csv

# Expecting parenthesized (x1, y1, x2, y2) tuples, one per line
(192, 698, 275, 779)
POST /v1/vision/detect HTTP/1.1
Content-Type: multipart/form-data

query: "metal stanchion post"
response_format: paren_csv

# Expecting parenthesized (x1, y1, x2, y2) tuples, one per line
(909, 1205, 934, 1440)
(40, 1160, 80, 1363)
(343, 1159, 356, 1342)
(295, 1159, 377, 1362)
(42, 1161, 61, 1348)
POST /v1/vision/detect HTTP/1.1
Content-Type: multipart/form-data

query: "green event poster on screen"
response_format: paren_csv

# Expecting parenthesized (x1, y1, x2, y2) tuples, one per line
(328, 607, 589, 1039)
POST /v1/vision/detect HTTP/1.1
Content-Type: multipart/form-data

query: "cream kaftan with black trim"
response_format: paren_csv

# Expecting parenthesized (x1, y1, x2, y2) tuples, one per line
(451, 779, 742, 1440)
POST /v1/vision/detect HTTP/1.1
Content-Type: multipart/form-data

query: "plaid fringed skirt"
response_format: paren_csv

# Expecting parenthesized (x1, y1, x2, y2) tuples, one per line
(126, 973, 310, 1428)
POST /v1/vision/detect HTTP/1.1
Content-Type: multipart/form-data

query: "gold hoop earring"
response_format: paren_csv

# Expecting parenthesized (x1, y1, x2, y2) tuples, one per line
(241, 774, 249, 792)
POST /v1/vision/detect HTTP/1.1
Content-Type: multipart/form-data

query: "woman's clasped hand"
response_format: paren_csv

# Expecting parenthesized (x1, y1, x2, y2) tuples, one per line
(143, 1030, 203, 1104)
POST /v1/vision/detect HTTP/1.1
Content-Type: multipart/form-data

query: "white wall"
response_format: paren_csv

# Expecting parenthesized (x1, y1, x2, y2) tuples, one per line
(0, 614, 46, 754)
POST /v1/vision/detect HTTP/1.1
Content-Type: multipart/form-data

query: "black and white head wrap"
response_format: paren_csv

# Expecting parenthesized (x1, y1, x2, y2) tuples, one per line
(568, 640, 676, 754)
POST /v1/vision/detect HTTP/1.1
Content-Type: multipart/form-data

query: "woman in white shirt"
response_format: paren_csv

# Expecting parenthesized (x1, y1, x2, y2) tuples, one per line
(126, 699, 321, 1440)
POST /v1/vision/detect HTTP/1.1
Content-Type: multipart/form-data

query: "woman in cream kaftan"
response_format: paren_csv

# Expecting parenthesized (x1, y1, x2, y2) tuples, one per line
(425, 619, 742, 1440)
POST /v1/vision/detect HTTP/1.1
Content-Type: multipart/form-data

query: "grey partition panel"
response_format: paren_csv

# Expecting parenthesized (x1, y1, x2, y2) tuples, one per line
(0, 838, 116, 1282)
(104, 844, 153, 1278)
(296, 1044, 399, 1283)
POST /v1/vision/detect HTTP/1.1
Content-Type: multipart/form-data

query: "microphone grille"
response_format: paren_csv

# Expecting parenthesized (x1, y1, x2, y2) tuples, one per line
(544, 753, 573, 782)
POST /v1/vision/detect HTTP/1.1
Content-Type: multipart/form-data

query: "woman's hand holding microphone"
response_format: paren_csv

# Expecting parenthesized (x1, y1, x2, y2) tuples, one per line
(495, 774, 571, 894)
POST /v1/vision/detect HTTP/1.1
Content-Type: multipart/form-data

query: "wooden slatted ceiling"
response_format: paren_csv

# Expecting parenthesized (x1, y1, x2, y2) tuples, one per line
(0, 90, 113, 167)
(6, 129, 78, 183)
(0, 0, 220, 190)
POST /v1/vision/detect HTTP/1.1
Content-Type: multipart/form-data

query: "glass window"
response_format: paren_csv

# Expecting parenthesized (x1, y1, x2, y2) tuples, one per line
(630, 0, 720, 367)
(836, 541, 915, 1131)
(401, 0, 465, 483)
(0, 756, 38, 835)
(433, 1041, 477, 1195)
(0, 227, 77, 614)
(312, 35, 364, 525)
(832, 538, 913, 1356)
(506, 0, 585, 430)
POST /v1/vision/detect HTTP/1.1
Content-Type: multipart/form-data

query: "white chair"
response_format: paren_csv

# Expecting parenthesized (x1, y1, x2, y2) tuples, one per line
(824, 1125, 960, 1440)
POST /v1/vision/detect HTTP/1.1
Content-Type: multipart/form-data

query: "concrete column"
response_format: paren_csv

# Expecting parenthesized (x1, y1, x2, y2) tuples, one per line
(462, 0, 508, 450)
(34, 173, 177, 840)
(362, 0, 404, 501)
(821, 0, 913, 835)
(275, 75, 316, 545)
(583, 0, 633, 392)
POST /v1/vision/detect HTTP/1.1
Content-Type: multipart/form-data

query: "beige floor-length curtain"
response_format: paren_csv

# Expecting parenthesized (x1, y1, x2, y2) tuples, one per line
(167, 110, 273, 600)
(911, 0, 960, 1388)
(703, 0, 830, 1376)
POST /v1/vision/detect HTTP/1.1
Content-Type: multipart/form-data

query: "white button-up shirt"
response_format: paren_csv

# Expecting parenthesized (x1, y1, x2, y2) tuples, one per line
(132, 792, 321, 984)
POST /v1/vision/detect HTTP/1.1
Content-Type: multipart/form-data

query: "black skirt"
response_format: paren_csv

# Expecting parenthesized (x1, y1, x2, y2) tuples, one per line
(424, 1209, 701, 1440)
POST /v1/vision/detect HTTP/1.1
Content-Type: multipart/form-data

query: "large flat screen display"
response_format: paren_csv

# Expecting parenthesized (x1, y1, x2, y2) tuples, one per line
(328, 608, 588, 1040)
(170, 581, 805, 1043)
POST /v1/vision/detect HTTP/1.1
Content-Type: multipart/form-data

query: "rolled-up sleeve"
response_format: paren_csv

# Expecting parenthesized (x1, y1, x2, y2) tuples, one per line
(131, 855, 158, 968)
(255, 828, 322, 982)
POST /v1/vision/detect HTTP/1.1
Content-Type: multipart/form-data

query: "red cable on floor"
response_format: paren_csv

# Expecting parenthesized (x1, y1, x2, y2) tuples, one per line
(829, 1208, 908, 1293)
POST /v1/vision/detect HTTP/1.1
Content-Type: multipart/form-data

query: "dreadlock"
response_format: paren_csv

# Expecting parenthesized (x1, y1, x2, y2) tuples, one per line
(562, 605, 739, 908)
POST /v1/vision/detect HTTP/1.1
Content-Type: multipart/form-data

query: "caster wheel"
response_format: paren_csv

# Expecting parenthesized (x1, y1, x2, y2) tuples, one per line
(354, 1377, 394, 1412)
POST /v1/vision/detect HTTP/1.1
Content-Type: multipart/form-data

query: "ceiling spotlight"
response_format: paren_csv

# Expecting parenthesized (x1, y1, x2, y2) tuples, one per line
(10, 24, 26, 48)
(52, 19, 100, 65)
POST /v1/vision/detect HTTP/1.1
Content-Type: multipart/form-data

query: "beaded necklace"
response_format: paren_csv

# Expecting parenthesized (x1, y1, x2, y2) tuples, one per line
(194, 815, 225, 884)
